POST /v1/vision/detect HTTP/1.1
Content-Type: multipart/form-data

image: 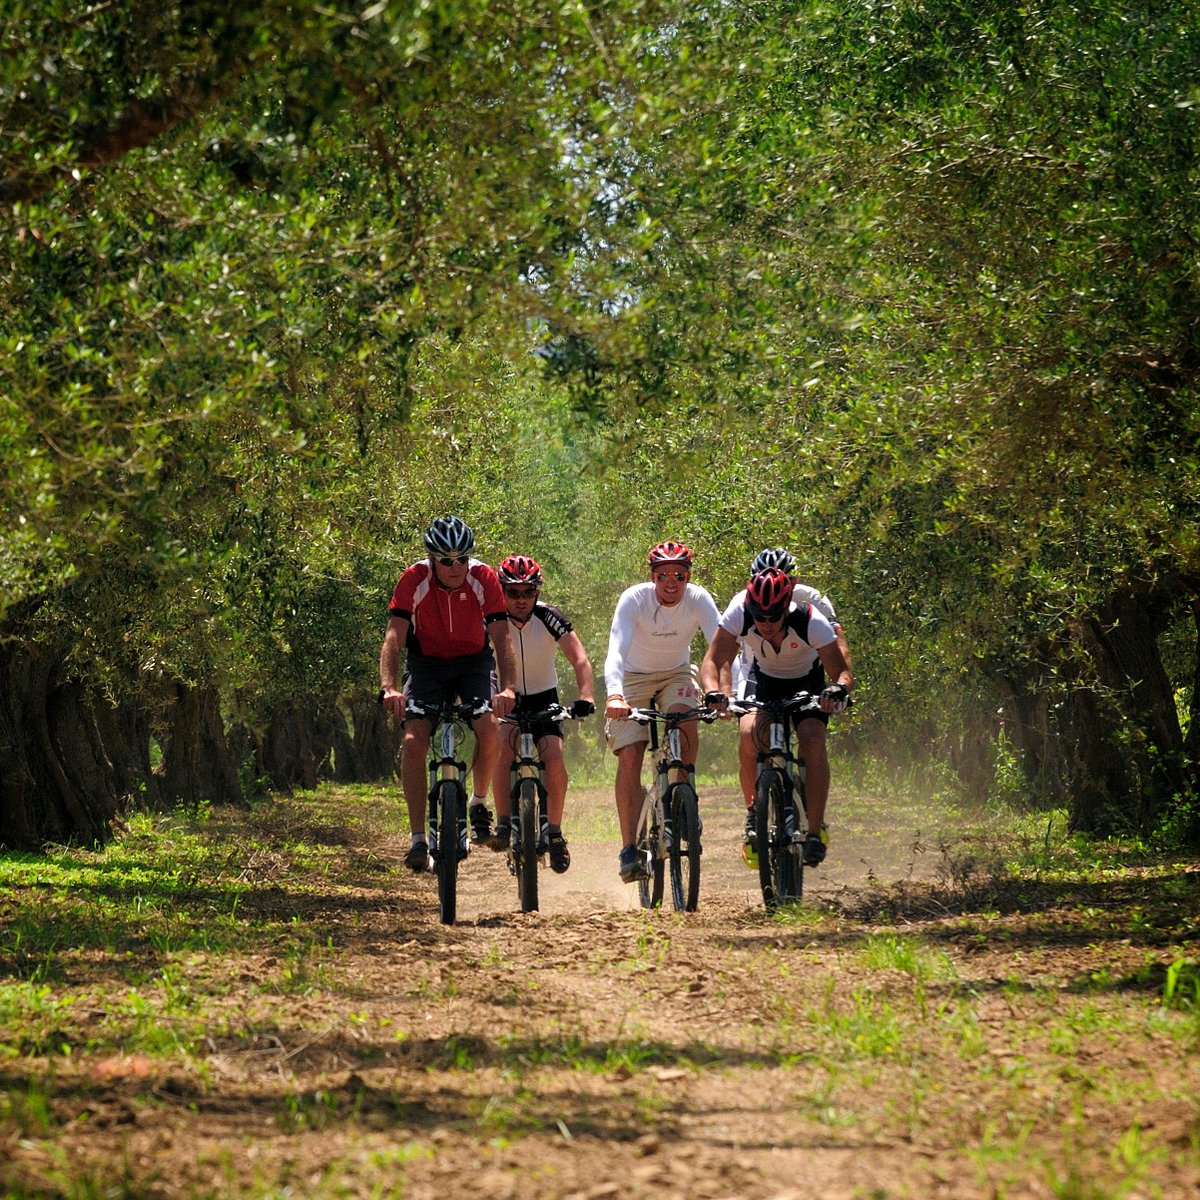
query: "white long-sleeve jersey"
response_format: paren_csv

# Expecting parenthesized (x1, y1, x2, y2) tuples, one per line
(604, 582, 720, 695)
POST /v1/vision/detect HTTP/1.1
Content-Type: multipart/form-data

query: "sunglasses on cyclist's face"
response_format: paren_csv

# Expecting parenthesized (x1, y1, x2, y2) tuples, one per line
(749, 607, 787, 625)
(504, 587, 538, 599)
(653, 570, 689, 583)
(434, 554, 469, 567)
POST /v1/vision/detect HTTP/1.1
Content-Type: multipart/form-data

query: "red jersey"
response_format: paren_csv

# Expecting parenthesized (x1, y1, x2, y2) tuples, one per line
(388, 558, 507, 658)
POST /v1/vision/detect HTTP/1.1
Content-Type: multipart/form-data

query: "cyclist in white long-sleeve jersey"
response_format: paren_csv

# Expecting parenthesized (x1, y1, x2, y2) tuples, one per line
(604, 540, 720, 883)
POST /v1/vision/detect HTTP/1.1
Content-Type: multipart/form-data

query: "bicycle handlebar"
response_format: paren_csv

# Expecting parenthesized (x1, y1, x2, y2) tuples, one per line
(499, 704, 580, 727)
(405, 698, 492, 722)
(727, 691, 854, 717)
(626, 705, 720, 726)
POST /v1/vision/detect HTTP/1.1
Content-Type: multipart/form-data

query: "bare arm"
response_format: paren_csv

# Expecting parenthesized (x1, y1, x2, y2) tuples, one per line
(700, 627, 740, 697)
(489, 619, 518, 717)
(559, 631, 595, 703)
(379, 616, 410, 718)
(817, 640, 852, 690)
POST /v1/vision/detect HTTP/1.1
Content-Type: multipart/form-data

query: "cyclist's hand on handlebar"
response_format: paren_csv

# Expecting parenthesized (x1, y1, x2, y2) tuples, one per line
(380, 687, 406, 719)
(820, 683, 850, 713)
(570, 698, 595, 719)
(704, 690, 730, 716)
(492, 688, 516, 719)
(605, 696, 631, 720)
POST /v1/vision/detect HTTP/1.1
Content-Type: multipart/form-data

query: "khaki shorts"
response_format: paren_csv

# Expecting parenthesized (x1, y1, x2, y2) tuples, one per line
(605, 666, 702, 752)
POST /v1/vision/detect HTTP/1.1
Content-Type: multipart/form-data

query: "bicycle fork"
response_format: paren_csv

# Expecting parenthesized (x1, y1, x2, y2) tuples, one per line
(428, 723, 468, 860)
(509, 732, 548, 860)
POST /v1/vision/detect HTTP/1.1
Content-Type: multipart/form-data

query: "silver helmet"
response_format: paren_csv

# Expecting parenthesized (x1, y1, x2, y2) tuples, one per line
(424, 515, 475, 557)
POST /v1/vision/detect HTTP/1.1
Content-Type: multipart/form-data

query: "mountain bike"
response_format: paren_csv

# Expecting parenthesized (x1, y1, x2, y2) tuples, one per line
(730, 691, 848, 912)
(627, 704, 719, 911)
(406, 698, 489, 926)
(498, 704, 585, 914)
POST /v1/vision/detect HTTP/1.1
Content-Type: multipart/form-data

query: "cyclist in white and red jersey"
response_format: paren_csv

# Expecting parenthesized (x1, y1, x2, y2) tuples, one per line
(488, 555, 596, 874)
(379, 516, 517, 872)
(700, 567, 854, 868)
(604, 540, 720, 882)
(730, 547, 852, 699)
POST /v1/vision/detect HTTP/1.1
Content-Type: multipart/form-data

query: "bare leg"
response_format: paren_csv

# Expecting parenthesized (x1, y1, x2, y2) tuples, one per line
(491, 726, 518, 819)
(615, 742, 647, 846)
(540, 735, 568, 826)
(401, 721, 432, 835)
(794, 718, 830, 833)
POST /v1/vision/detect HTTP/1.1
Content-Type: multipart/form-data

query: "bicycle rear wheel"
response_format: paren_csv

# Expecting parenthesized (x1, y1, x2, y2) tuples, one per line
(635, 790, 664, 909)
(667, 783, 701, 912)
(755, 770, 800, 911)
(516, 778, 540, 913)
(436, 780, 464, 925)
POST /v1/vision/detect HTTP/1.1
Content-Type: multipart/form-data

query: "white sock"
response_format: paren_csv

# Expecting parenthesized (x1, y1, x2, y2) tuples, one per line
(471, 794, 489, 808)
(411, 832, 426, 847)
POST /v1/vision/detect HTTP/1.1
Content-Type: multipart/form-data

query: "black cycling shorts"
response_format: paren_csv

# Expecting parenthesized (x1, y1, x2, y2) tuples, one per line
(744, 663, 830, 726)
(510, 687, 564, 741)
(403, 648, 495, 710)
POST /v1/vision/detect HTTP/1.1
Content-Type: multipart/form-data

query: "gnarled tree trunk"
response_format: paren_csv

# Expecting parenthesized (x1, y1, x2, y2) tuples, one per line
(0, 624, 121, 848)
(157, 682, 243, 809)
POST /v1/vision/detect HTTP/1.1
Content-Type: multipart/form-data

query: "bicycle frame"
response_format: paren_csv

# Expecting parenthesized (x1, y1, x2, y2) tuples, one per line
(408, 699, 487, 925)
(628, 705, 715, 911)
(499, 705, 574, 914)
(732, 691, 836, 909)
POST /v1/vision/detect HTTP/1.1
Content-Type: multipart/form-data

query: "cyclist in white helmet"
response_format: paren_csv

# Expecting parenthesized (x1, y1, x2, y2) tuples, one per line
(379, 516, 517, 872)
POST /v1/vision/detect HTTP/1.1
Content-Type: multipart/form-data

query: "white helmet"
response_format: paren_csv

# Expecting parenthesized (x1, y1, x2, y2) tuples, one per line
(424, 515, 475, 557)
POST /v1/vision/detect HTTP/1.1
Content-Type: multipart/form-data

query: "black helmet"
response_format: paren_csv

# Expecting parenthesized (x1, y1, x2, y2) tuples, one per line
(750, 547, 796, 576)
(424, 515, 475, 557)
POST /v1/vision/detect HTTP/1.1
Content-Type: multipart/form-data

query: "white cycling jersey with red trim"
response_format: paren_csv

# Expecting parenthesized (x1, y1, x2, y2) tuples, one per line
(509, 602, 573, 695)
(389, 558, 507, 658)
(604, 582, 720, 695)
(731, 582, 839, 695)
(720, 592, 837, 680)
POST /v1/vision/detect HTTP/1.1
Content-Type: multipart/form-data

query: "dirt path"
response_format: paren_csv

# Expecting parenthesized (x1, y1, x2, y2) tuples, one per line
(3, 783, 1198, 1200)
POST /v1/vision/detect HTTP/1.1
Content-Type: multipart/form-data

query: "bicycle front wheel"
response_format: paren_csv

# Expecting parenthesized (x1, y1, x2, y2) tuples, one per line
(635, 790, 664, 909)
(516, 778, 540, 913)
(436, 780, 464, 925)
(755, 770, 800, 911)
(667, 783, 701, 912)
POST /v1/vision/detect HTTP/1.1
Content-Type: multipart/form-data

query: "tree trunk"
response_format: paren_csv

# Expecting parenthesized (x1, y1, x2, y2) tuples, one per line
(0, 629, 121, 848)
(92, 693, 163, 809)
(351, 693, 401, 782)
(157, 682, 243, 809)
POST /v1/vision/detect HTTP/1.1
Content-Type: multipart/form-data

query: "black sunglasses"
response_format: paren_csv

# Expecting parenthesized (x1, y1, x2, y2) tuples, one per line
(748, 606, 788, 623)
(504, 586, 538, 598)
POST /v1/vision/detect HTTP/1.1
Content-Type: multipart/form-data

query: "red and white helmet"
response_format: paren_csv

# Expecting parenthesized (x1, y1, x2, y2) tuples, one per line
(648, 540, 693, 569)
(746, 568, 792, 621)
(497, 554, 543, 586)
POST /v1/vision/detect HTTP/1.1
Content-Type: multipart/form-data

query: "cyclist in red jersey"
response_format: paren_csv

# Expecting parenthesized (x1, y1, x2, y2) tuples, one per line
(379, 516, 517, 872)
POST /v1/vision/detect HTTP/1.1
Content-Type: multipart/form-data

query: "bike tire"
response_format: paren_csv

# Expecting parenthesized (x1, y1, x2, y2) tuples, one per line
(635, 791, 665, 909)
(667, 783, 701, 912)
(755, 770, 799, 911)
(516, 778, 540, 913)
(436, 780, 464, 925)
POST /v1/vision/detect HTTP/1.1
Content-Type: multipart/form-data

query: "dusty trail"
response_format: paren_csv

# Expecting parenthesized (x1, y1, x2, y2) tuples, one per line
(5, 780, 1198, 1200)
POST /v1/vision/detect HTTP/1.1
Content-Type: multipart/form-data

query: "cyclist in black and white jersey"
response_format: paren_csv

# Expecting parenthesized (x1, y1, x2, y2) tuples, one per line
(701, 567, 854, 867)
(489, 555, 596, 874)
